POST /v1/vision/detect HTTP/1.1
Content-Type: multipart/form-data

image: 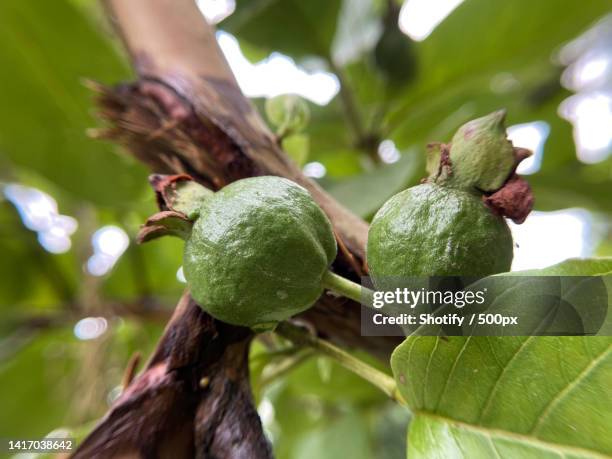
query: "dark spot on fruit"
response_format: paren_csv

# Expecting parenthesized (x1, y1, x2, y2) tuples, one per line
(463, 125, 475, 140)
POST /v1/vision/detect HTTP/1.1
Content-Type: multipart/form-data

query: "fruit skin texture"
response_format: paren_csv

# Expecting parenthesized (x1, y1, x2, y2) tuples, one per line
(367, 183, 512, 281)
(183, 176, 337, 328)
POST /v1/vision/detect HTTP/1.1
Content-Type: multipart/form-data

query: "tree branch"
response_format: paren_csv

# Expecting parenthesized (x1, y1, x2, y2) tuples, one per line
(76, 0, 402, 456)
(74, 293, 272, 459)
(101, 0, 368, 254)
(327, 59, 380, 160)
(94, 0, 399, 355)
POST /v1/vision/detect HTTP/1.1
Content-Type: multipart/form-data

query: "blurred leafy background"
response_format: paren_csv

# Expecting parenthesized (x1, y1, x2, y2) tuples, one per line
(0, 0, 610, 457)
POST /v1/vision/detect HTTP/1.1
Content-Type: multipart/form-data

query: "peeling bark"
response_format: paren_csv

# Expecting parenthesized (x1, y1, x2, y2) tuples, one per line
(74, 294, 271, 459)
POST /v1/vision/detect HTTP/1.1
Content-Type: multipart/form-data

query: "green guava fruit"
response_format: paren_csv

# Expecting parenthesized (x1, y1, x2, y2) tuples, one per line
(183, 176, 337, 329)
(366, 110, 533, 284)
(367, 183, 513, 281)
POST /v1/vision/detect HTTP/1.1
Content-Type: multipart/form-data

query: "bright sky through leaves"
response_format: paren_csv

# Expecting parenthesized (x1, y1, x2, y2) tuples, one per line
(399, 0, 464, 41)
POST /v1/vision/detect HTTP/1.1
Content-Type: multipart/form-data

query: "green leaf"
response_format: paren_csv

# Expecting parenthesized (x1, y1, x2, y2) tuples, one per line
(508, 257, 612, 276)
(509, 258, 612, 335)
(392, 336, 611, 458)
(388, 0, 610, 120)
(391, 258, 612, 457)
(222, 0, 341, 58)
(294, 414, 373, 459)
(326, 149, 423, 218)
(0, 328, 78, 437)
(0, 0, 147, 205)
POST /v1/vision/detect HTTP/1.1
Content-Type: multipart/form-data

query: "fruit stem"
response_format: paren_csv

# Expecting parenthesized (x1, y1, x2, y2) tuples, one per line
(275, 321, 408, 408)
(256, 348, 315, 392)
(322, 270, 372, 304)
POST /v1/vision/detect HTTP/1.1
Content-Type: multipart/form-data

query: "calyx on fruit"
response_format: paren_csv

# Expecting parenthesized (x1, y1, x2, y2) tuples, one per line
(432, 110, 516, 192)
(177, 176, 336, 330)
(425, 109, 534, 224)
(367, 110, 534, 282)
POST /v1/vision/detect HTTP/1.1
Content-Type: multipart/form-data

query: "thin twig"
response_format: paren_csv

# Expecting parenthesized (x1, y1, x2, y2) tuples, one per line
(327, 59, 380, 160)
(275, 321, 407, 408)
(256, 348, 315, 391)
(328, 59, 366, 142)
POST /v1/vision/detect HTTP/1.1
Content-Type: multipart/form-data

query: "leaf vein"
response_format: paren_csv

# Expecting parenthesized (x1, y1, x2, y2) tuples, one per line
(405, 336, 424, 407)
(478, 336, 536, 423)
(422, 335, 441, 409)
(487, 435, 502, 459)
(418, 412, 610, 459)
(530, 342, 612, 435)
(434, 337, 472, 411)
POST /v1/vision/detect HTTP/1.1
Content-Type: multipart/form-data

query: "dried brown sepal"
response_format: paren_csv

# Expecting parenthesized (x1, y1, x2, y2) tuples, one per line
(137, 210, 192, 243)
(425, 142, 452, 180)
(139, 174, 213, 243)
(512, 147, 532, 168)
(438, 143, 453, 180)
(483, 174, 534, 224)
(149, 174, 195, 211)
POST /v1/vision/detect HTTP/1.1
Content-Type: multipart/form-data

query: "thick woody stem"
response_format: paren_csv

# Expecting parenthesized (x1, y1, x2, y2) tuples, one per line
(73, 294, 272, 459)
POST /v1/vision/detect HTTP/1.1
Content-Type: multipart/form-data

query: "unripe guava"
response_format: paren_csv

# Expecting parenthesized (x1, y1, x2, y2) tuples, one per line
(183, 176, 336, 329)
(366, 110, 533, 284)
(367, 183, 513, 282)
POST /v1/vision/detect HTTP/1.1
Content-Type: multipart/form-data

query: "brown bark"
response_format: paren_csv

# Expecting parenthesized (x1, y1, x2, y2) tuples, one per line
(73, 294, 272, 459)
(75, 0, 401, 456)
(98, 0, 400, 356)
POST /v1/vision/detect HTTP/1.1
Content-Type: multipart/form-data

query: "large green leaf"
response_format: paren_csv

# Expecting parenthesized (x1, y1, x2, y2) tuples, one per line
(391, 258, 612, 458)
(509, 258, 612, 335)
(326, 149, 423, 218)
(388, 0, 610, 124)
(508, 257, 612, 277)
(222, 0, 341, 58)
(392, 336, 611, 458)
(294, 414, 373, 459)
(0, 0, 147, 205)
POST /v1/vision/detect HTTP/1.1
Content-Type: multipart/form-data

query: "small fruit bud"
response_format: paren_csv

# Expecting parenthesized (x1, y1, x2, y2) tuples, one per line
(442, 110, 518, 192)
(265, 95, 310, 138)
